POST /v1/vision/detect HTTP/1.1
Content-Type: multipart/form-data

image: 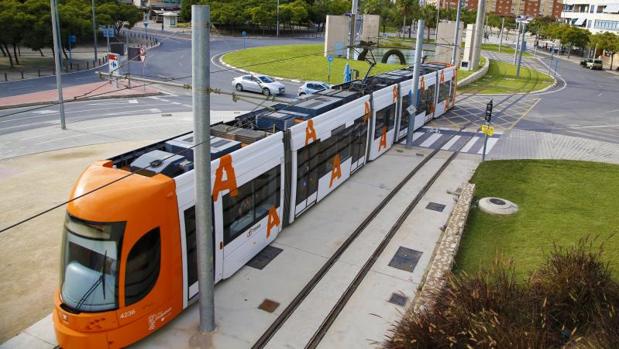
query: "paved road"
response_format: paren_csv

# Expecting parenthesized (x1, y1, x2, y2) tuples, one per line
(0, 32, 320, 135)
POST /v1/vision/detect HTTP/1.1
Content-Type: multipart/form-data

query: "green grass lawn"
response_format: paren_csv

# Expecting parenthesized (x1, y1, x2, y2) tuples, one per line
(459, 59, 553, 94)
(454, 160, 619, 281)
(222, 44, 405, 84)
(481, 43, 532, 57)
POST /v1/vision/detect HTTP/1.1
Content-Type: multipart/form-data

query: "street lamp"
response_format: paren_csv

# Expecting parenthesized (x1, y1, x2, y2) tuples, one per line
(276, 0, 280, 38)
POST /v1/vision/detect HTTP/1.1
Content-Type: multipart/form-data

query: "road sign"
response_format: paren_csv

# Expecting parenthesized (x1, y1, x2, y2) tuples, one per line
(100, 27, 115, 38)
(406, 105, 416, 115)
(139, 47, 146, 62)
(327, 55, 334, 63)
(481, 125, 494, 136)
(108, 53, 119, 75)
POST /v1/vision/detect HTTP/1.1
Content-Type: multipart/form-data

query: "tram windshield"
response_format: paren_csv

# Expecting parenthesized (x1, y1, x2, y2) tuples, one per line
(60, 215, 125, 312)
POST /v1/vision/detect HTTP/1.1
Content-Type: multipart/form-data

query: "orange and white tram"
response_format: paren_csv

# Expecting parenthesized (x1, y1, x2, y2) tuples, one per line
(53, 63, 456, 348)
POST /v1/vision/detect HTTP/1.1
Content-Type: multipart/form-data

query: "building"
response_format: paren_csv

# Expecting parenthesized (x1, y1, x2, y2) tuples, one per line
(561, 0, 619, 33)
(438, 0, 563, 17)
(133, 0, 181, 10)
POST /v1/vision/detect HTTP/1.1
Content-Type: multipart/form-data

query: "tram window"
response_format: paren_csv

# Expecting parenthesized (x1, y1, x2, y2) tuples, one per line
(401, 95, 410, 129)
(416, 89, 428, 115)
(439, 81, 450, 102)
(183, 208, 198, 287)
(351, 117, 368, 163)
(223, 165, 280, 244)
(374, 105, 395, 138)
(125, 228, 161, 306)
(319, 133, 338, 177)
(296, 142, 320, 205)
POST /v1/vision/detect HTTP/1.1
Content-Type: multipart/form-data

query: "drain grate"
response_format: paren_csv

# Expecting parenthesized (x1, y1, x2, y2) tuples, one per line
(388, 292, 409, 307)
(388, 246, 423, 273)
(247, 245, 283, 270)
(426, 202, 446, 212)
(258, 299, 280, 313)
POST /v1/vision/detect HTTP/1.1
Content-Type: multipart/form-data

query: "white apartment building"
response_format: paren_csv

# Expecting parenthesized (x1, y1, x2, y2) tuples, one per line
(561, 0, 619, 33)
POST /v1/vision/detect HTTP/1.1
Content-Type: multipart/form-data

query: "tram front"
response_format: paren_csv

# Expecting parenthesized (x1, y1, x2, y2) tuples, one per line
(54, 160, 183, 349)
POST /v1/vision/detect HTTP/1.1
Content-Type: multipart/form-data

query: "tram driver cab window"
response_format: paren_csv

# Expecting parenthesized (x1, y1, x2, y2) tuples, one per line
(125, 228, 161, 306)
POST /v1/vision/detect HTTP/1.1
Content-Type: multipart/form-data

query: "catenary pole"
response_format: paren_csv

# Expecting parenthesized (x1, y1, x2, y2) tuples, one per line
(470, 0, 486, 69)
(406, 0, 425, 147)
(498, 17, 504, 52)
(192, 4, 215, 333)
(451, 0, 463, 66)
(276, 0, 280, 38)
(50, 0, 66, 130)
(347, 0, 358, 60)
(514, 21, 521, 64)
(516, 22, 526, 77)
(91, 0, 97, 63)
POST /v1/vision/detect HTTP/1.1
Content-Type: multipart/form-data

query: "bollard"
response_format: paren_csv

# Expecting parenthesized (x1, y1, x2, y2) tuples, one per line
(38, 68, 41, 77)
(4, 72, 8, 81)
(70, 63, 73, 70)
(86, 61, 89, 69)
(21, 71, 24, 79)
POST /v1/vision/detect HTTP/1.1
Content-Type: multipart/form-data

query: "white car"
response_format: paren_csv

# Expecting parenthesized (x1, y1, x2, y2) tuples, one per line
(298, 81, 330, 96)
(232, 74, 286, 96)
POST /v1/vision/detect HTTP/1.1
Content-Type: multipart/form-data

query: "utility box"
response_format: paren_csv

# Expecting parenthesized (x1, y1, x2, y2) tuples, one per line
(460, 24, 476, 70)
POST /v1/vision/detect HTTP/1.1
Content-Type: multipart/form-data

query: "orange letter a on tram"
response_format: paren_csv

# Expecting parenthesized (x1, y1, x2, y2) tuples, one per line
(378, 127, 387, 151)
(212, 154, 238, 202)
(329, 154, 342, 188)
(266, 207, 280, 239)
(305, 119, 317, 145)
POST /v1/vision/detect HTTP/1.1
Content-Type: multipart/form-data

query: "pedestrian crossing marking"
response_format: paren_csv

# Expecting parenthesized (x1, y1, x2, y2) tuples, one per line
(441, 135, 460, 150)
(478, 138, 499, 155)
(420, 133, 442, 147)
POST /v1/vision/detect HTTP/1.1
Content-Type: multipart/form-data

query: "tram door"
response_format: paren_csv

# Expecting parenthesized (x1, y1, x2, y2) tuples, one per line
(295, 141, 320, 215)
(175, 172, 223, 308)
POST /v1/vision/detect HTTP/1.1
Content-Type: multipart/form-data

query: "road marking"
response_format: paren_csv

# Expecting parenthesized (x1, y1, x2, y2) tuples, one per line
(461, 137, 479, 153)
(32, 110, 56, 115)
(567, 123, 619, 129)
(441, 135, 460, 150)
(412, 132, 424, 141)
(420, 133, 442, 147)
(477, 138, 499, 154)
(172, 102, 182, 105)
(182, 104, 192, 108)
(149, 108, 161, 113)
(128, 99, 138, 104)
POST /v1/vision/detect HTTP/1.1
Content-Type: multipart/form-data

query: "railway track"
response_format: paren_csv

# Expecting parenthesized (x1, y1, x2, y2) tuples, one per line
(252, 129, 476, 349)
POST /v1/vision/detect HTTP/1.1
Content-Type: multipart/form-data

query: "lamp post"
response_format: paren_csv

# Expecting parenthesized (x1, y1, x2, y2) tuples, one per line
(276, 0, 280, 38)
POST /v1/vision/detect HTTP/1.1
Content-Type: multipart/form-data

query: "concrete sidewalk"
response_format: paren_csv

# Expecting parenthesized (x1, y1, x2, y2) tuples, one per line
(0, 80, 162, 109)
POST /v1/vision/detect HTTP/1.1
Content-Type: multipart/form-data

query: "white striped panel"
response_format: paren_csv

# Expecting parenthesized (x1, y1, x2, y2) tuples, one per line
(420, 133, 442, 147)
(441, 135, 461, 150)
(461, 137, 479, 153)
(412, 132, 424, 141)
(478, 137, 499, 154)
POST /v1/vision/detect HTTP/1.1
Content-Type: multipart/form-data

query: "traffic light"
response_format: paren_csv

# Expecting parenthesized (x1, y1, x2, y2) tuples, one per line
(485, 99, 493, 122)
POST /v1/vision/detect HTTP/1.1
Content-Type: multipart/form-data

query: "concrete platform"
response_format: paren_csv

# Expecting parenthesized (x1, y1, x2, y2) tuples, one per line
(2, 142, 480, 348)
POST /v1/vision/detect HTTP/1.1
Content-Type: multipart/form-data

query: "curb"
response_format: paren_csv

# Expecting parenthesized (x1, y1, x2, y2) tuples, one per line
(457, 54, 490, 88)
(218, 50, 305, 84)
(0, 91, 164, 110)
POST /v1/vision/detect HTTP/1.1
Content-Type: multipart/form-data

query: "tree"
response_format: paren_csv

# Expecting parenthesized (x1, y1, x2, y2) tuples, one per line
(363, 0, 397, 35)
(180, 0, 200, 22)
(559, 25, 589, 57)
(420, 4, 437, 40)
(396, 0, 418, 38)
(0, 0, 31, 67)
(590, 32, 619, 69)
(97, 1, 142, 36)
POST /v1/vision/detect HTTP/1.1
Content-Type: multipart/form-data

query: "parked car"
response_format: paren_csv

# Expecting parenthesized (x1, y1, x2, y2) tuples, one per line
(232, 74, 286, 96)
(297, 81, 331, 96)
(586, 59, 603, 70)
(580, 58, 592, 67)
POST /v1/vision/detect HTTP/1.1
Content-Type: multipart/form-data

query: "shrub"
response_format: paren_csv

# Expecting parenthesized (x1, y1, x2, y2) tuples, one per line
(385, 239, 619, 349)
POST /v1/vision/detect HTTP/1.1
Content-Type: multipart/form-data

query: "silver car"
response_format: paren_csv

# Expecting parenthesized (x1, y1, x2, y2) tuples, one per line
(298, 81, 330, 96)
(232, 74, 286, 96)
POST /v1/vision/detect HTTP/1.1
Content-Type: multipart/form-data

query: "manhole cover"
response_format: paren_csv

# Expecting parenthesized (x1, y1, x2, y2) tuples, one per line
(247, 245, 283, 270)
(388, 292, 408, 307)
(426, 202, 446, 212)
(489, 198, 506, 205)
(388, 246, 423, 273)
(258, 299, 280, 313)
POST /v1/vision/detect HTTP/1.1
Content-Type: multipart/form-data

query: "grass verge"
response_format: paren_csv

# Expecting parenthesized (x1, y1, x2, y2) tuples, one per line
(222, 44, 405, 84)
(456, 56, 485, 80)
(459, 59, 553, 94)
(454, 160, 619, 281)
(481, 43, 532, 57)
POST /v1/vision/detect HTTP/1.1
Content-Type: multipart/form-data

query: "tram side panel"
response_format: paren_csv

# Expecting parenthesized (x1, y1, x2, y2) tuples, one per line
(434, 66, 456, 118)
(368, 85, 399, 161)
(287, 96, 371, 224)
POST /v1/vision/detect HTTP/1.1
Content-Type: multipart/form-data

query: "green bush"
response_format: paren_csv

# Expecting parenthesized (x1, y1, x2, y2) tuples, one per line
(385, 239, 619, 348)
